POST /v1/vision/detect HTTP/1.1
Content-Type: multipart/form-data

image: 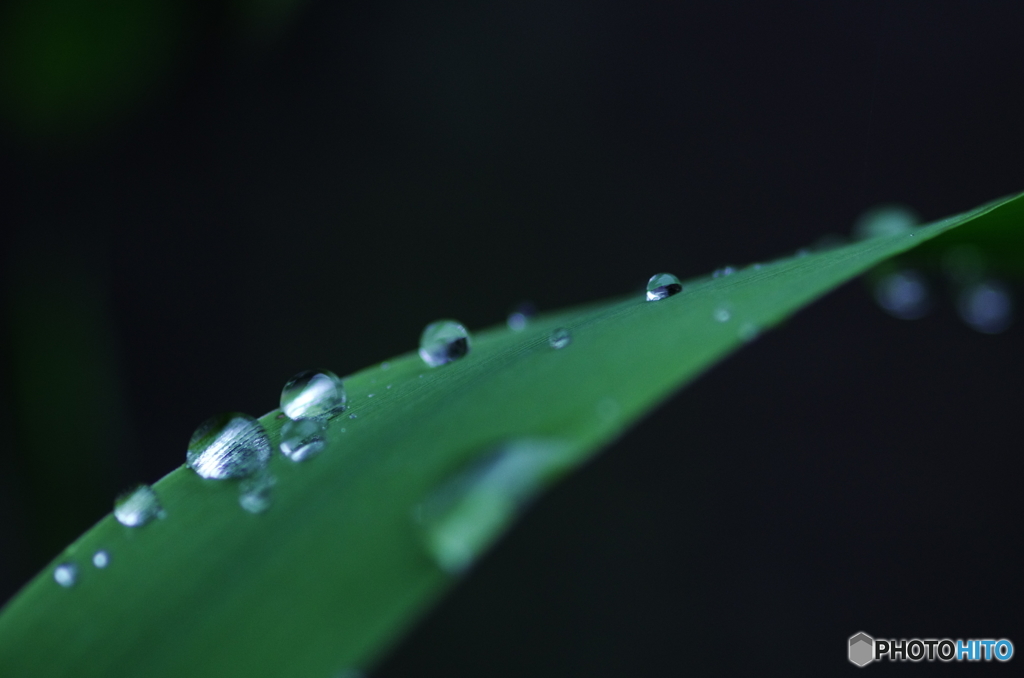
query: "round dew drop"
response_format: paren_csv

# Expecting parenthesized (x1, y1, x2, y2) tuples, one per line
(92, 550, 110, 568)
(419, 320, 471, 367)
(187, 413, 270, 480)
(280, 369, 347, 420)
(239, 472, 276, 514)
(548, 328, 572, 349)
(507, 302, 537, 331)
(713, 307, 732, 323)
(53, 563, 77, 588)
(279, 418, 328, 462)
(114, 484, 164, 527)
(646, 273, 682, 301)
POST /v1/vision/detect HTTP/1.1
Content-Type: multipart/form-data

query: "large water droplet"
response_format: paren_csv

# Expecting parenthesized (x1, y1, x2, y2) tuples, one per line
(548, 328, 572, 349)
(239, 471, 276, 514)
(853, 204, 919, 239)
(187, 413, 270, 479)
(958, 281, 1013, 334)
(92, 550, 110, 568)
(419, 320, 471, 367)
(114, 484, 164, 527)
(279, 418, 327, 462)
(874, 270, 931, 320)
(280, 370, 347, 420)
(53, 563, 77, 588)
(415, 439, 577, 574)
(507, 302, 537, 331)
(646, 273, 682, 301)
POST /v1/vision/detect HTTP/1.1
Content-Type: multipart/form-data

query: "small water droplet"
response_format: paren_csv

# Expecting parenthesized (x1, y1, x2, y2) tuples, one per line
(795, 248, 811, 258)
(54, 563, 77, 588)
(548, 328, 572, 349)
(386, 384, 392, 389)
(280, 370, 347, 420)
(507, 302, 537, 331)
(958, 281, 1013, 334)
(114, 484, 164, 527)
(853, 204, 919, 239)
(187, 414, 271, 480)
(381, 361, 391, 371)
(367, 393, 375, 398)
(279, 418, 328, 462)
(645, 272, 682, 301)
(738, 322, 760, 342)
(339, 427, 346, 433)
(419, 320, 471, 367)
(349, 413, 357, 419)
(874, 270, 931, 320)
(239, 471, 276, 514)
(752, 263, 763, 271)
(713, 307, 731, 322)
(712, 266, 736, 278)
(92, 550, 110, 568)
(415, 439, 577, 574)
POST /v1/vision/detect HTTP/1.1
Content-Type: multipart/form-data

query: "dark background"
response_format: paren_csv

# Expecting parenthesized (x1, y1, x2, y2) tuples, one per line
(1, 0, 1022, 675)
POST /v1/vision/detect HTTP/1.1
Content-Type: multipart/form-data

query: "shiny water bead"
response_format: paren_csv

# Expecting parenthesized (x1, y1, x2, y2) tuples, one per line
(874, 270, 931, 320)
(53, 563, 77, 588)
(712, 266, 736, 278)
(853, 204, 919, 240)
(239, 472, 276, 514)
(280, 370, 347, 420)
(92, 550, 110, 568)
(645, 273, 682, 301)
(114, 484, 164, 527)
(507, 302, 537, 331)
(419, 320, 471, 367)
(958, 281, 1013, 334)
(187, 413, 270, 479)
(279, 418, 328, 462)
(713, 306, 731, 322)
(415, 439, 576, 574)
(548, 328, 572, 349)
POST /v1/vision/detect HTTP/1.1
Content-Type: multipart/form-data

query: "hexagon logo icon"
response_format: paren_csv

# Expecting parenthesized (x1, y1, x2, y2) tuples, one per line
(849, 632, 874, 667)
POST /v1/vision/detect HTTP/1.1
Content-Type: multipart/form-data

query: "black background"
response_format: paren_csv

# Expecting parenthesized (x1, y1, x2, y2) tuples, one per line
(1, 1, 1022, 675)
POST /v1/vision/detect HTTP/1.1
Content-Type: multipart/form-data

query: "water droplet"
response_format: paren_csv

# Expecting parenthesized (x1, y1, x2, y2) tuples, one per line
(548, 328, 572, 349)
(795, 248, 811, 258)
(279, 418, 327, 462)
(738, 322, 760, 342)
(415, 439, 577, 574)
(645, 272, 682, 301)
(752, 263, 763, 271)
(367, 393, 375, 398)
(713, 306, 731, 322)
(958, 281, 1013, 334)
(92, 550, 110, 568)
(419, 320, 471, 367)
(874, 270, 931, 320)
(114, 484, 164, 527)
(280, 370, 346, 420)
(507, 302, 537, 331)
(853, 204, 919, 240)
(239, 471, 276, 514)
(712, 266, 736, 278)
(53, 563, 77, 588)
(349, 413, 357, 419)
(187, 414, 270, 479)
(386, 384, 392, 389)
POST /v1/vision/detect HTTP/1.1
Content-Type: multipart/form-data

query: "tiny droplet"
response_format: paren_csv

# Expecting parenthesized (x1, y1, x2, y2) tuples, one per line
(114, 484, 164, 527)
(548, 328, 572, 349)
(239, 472, 276, 514)
(279, 418, 328, 462)
(280, 370, 347, 420)
(54, 563, 77, 588)
(92, 550, 110, 568)
(186, 413, 271, 480)
(645, 273, 682, 301)
(419, 320, 471, 367)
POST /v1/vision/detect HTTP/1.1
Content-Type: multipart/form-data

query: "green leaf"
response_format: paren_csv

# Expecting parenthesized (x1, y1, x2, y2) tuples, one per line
(1, 192, 1021, 677)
